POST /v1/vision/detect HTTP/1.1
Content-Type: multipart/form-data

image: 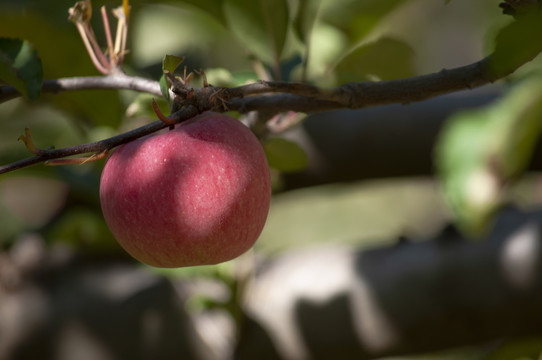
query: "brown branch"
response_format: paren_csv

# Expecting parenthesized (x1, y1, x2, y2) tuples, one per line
(1, 11, 541, 175)
(226, 54, 520, 113)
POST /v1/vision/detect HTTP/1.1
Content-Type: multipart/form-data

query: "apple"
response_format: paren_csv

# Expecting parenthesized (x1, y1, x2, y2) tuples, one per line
(99, 112, 271, 268)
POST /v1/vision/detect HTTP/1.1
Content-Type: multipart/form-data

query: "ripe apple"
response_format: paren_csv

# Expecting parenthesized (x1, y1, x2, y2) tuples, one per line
(99, 112, 271, 268)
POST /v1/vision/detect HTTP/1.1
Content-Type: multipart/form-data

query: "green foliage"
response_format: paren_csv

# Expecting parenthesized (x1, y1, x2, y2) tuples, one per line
(293, 0, 322, 44)
(334, 37, 415, 82)
(319, 0, 409, 44)
(1, 3, 542, 355)
(223, 0, 290, 66)
(159, 54, 185, 107)
(126, 93, 169, 119)
(263, 137, 308, 172)
(1, 0, 540, 275)
(435, 75, 542, 235)
(173, 0, 226, 24)
(0, 38, 43, 100)
(203, 68, 258, 87)
(490, 11, 542, 78)
(0, 7, 124, 126)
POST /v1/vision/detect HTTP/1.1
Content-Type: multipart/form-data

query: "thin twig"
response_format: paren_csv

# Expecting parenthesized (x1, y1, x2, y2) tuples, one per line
(0, 74, 162, 102)
(0, 107, 199, 175)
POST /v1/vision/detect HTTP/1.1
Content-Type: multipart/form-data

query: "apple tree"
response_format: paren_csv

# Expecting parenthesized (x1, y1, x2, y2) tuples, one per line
(1, 0, 542, 359)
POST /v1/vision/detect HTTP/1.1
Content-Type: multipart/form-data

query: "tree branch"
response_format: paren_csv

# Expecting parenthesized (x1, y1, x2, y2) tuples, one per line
(0, 74, 162, 102)
(0, 106, 198, 174)
(226, 54, 520, 113)
(1, 14, 541, 175)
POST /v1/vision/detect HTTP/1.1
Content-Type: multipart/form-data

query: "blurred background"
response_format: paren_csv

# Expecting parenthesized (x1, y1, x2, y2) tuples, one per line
(1, 0, 542, 359)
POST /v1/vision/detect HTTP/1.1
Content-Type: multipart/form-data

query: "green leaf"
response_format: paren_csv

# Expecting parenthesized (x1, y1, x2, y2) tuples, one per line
(223, 0, 289, 65)
(0, 37, 43, 100)
(435, 75, 542, 235)
(334, 37, 415, 83)
(159, 54, 184, 107)
(162, 54, 185, 74)
(489, 11, 542, 78)
(264, 137, 308, 172)
(159, 74, 169, 106)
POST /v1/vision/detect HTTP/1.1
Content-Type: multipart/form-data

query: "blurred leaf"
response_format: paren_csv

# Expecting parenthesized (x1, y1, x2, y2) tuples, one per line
(204, 68, 259, 87)
(131, 4, 236, 70)
(489, 11, 542, 78)
(229, 70, 259, 85)
(223, 0, 289, 65)
(258, 179, 446, 254)
(175, 0, 226, 24)
(293, 0, 321, 43)
(149, 259, 236, 280)
(0, 38, 43, 100)
(0, 10, 123, 127)
(334, 37, 415, 83)
(47, 90, 124, 128)
(204, 67, 235, 87)
(126, 93, 169, 119)
(48, 207, 122, 255)
(0, 104, 86, 166)
(435, 75, 542, 235)
(264, 137, 308, 172)
(293, 0, 322, 81)
(290, 22, 347, 85)
(320, 0, 408, 44)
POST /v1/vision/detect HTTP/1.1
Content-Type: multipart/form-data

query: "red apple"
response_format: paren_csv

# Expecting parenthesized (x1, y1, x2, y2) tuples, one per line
(99, 112, 271, 268)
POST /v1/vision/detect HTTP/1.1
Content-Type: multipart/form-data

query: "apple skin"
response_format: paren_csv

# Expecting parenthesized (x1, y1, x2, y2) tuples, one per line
(99, 112, 271, 268)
